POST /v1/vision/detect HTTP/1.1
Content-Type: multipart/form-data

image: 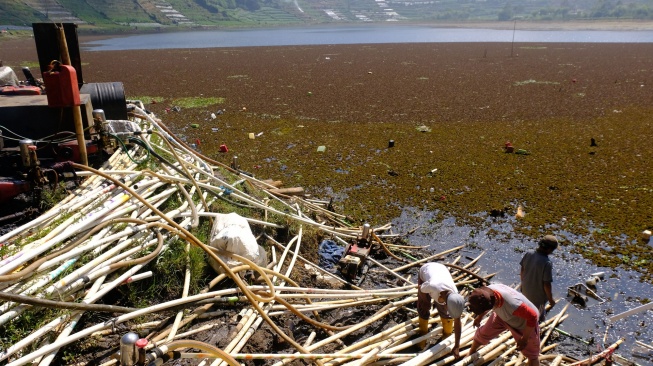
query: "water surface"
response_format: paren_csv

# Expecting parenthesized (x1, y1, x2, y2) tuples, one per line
(82, 25, 653, 51)
(393, 208, 653, 365)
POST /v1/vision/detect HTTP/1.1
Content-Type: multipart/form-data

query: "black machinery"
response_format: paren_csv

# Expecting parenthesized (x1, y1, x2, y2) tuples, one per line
(0, 23, 130, 208)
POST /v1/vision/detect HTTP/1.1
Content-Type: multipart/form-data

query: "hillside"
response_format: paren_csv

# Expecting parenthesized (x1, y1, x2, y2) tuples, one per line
(1, 0, 653, 31)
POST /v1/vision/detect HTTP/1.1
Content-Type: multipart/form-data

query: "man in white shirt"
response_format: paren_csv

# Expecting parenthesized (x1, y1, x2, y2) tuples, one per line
(417, 262, 465, 358)
(0, 60, 20, 86)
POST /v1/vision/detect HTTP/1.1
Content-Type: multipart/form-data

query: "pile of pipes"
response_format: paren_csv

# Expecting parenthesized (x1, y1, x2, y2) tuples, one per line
(0, 102, 623, 365)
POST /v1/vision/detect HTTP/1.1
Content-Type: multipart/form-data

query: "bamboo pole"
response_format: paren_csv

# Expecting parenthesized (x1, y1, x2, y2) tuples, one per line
(56, 23, 88, 166)
(393, 244, 466, 272)
(540, 302, 570, 347)
(567, 338, 624, 366)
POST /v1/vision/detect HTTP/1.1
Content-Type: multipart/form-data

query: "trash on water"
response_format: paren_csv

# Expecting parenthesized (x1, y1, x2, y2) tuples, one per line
(317, 146, 326, 153)
(591, 272, 605, 280)
(585, 275, 602, 288)
(567, 283, 605, 307)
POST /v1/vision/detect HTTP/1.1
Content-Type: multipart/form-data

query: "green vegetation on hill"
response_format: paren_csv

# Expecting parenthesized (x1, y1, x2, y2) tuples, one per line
(1, 0, 652, 30)
(0, 1, 47, 26)
(55, 0, 117, 26)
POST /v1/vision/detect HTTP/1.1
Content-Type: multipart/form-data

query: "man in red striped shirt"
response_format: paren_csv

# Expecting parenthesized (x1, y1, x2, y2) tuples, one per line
(467, 284, 541, 365)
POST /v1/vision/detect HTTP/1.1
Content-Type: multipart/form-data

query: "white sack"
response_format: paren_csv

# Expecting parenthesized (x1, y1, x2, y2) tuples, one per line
(207, 212, 267, 274)
(0, 66, 20, 86)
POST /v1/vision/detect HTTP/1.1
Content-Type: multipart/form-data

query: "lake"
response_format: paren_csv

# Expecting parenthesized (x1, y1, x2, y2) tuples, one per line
(81, 24, 653, 51)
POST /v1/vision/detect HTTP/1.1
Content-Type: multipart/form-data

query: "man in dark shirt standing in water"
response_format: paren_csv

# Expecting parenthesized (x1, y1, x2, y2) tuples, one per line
(520, 235, 558, 321)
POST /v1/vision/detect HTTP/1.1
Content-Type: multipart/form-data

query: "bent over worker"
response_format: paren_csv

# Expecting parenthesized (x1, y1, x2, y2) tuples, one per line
(0, 60, 20, 86)
(417, 262, 465, 358)
(467, 284, 541, 366)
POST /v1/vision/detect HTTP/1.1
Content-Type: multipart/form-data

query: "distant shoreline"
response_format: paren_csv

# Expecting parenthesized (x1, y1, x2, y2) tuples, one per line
(2, 20, 653, 46)
(428, 19, 653, 31)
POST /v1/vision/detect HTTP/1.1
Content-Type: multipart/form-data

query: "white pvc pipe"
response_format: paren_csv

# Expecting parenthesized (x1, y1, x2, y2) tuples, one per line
(0, 258, 78, 315)
(609, 301, 653, 322)
(38, 274, 108, 366)
(0, 193, 132, 275)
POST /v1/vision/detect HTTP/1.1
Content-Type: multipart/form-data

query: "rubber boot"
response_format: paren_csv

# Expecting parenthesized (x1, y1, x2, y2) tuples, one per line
(418, 317, 429, 349)
(441, 318, 454, 339)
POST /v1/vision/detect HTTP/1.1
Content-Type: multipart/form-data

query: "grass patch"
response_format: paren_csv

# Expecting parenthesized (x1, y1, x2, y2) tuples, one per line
(5, 60, 40, 69)
(39, 183, 71, 211)
(0, 307, 60, 352)
(125, 230, 211, 309)
(127, 95, 164, 104)
(171, 97, 226, 109)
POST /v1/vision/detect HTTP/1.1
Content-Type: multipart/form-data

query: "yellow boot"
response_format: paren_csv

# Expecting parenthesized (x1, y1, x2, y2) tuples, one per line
(441, 318, 454, 339)
(418, 317, 429, 349)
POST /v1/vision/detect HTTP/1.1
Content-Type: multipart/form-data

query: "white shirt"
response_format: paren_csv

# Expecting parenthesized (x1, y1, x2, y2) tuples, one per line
(0, 66, 19, 86)
(419, 262, 458, 299)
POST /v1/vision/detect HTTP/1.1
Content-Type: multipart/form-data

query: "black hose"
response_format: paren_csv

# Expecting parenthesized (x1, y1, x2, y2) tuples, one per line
(128, 136, 189, 179)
